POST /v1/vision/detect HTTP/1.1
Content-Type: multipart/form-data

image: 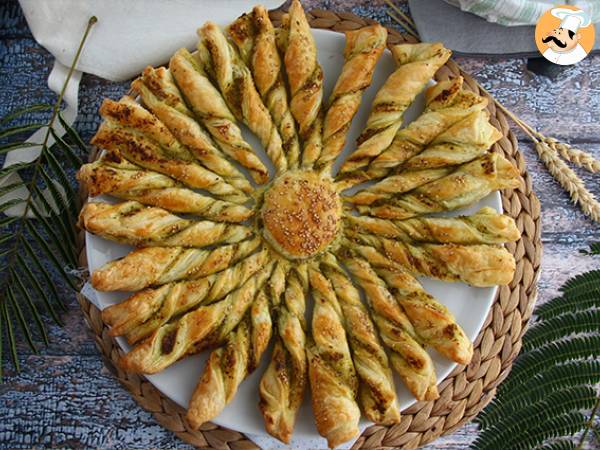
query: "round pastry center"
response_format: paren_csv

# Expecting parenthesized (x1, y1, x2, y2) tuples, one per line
(261, 171, 342, 260)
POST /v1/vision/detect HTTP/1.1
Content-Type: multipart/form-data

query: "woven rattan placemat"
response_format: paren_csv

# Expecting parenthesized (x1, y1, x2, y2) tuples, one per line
(75, 8, 542, 450)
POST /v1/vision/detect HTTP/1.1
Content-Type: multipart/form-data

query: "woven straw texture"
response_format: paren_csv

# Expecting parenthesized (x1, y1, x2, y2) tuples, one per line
(75, 8, 543, 450)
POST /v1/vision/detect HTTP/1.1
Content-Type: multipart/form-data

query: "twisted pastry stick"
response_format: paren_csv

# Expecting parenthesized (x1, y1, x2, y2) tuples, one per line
(78, 155, 253, 222)
(307, 266, 360, 448)
(169, 48, 269, 184)
(354, 153, 521, 218)
(337, 77, 487, 186)
(339, 42, 451, 174)
(280, 0, 324, 169)
(92, 120, 244, 202)
(315, 24, 387, 172)
(91, 237, 261, 292)
(347, 231, 516, 287)
(228, 6, 301, 169)
(80, 201, 252, 248)
(319, 254, 400, 425)
(259, 262, 308, 444)
(187, 288, 272, 429)
(347, 244, 472, 365)
(120, 265, 272, 374)
(132, 68, 252, 194)
(338, 251, 438, 401)
(198, 22, 287, 175)
(344, 207, 520, 245)
(102, 248, 270, 344)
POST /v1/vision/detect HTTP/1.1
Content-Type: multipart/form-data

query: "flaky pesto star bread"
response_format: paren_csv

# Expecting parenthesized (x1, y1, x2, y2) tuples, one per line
(101, 248, 270, 344)
(91, 237, 261, 292)
(315, 24, 388, 172)
(187, 288, 272, 429)
(79, 201, 252, 248)
(228, 5, 301, 169)
(169, 48, 269, 184)
(198, 21, 287, 175)
(338, 42, 452, 175)
(120, 265, 273, 374)
(78, 155, 253, 222)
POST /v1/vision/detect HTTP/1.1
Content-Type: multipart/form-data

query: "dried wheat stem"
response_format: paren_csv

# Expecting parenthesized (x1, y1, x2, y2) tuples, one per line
(545, 138, 600, 174)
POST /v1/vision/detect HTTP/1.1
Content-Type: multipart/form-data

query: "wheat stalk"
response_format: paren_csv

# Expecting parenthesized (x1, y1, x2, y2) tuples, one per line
(383, 0, 600, 223)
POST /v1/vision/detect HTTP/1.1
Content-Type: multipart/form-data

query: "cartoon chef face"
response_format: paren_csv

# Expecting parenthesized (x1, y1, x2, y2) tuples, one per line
(542, 27, 581, 53)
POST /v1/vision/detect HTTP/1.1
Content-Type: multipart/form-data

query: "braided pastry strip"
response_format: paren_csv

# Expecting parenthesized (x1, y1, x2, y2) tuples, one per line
(120, 265, 272, 374)
(339, 42, 451, 174)
(353, 152, 521, 218)
(339, 251, 438, 401)
(187, 288, 272, 429)
(280, 0, 324, 169)
(349, 244, 472, 365)
(78, 156, 253, 222)
(337, 77, 487, 186)
(344, 207, 520, 245)
(228, 5, 301, 169)
(259, 262, 308, 444)
(198, 22, 287, 175)
(79, 201, 252, 248)
(92, 102, 246, 202)
(307, 266, 360, 449)
(319, 253, 400, 425)
(169, 48, 269, 184)
(315, 24, 387, 172)
(132, 67, 252, 194)
(348, 232, 516, 287)
(101, 248, 270, 344)
(91, 237, 261, 292)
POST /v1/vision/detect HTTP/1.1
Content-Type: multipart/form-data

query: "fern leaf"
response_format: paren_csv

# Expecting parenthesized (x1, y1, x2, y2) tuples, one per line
(11, 267, 49, 345)
(579, 242, 600, 255)
(0, 123, 46, 139)
(42, 145, 79, 217)
(31, 182, 77, 254)
(500, 335, 600, 397)
(478, 360, 600, 428)
(535, 289, 600, 319)
(560, 269, 600, 297)
(0, 198, 25, 214)
(0, 103, 52, 126)
(523, 309, 600, 351)
(38, 166, 78, 240)
(50, 127, 84, 168)
(6, 285, 37, 353)
(0, 181, 27, 198)
(0, 161, 33, 178)
(0, 142, 41, 154)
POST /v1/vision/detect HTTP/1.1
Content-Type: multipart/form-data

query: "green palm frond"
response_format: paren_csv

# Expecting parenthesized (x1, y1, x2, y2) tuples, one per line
(474, 244, 600, 450)
(0, 16, 97, 381)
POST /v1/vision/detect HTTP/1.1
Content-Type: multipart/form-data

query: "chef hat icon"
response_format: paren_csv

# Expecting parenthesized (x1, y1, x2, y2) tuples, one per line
(551, 7, 592, 33)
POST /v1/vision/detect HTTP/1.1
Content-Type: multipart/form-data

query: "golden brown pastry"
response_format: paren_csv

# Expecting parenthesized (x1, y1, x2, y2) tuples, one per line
(339, 42, 451, 174)
(339, 251, 438, 401)
(169, 48, 269, 184)
(348, 231, 516, 287)
(131, 68, 252, 194)
(259, 262, 308, 443)
(344, 207, 520, 245)
(120, 265, 273, 374)
(198, 22, 287, 174)
(228, 5, 301, 169)
(307, 267, 360, 448)
(338, 76, 488, 186)
(319, 253, 400, 425)
(79, 201, 252, 248)
(315, 24, 387, 172)
(280, 0, 324, 169)
(102, 248, 270, 344)
(346, 243, 472, 365)
(92, 100, 247, 201)
(187, 288, 272, 429)
(354, 153, 521, 219)
(78, 155, 253, 221)
(91, 237, 261, 292)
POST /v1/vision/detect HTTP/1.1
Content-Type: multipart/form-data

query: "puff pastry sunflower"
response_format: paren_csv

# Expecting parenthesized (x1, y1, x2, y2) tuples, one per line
(81, 2, 522, 447)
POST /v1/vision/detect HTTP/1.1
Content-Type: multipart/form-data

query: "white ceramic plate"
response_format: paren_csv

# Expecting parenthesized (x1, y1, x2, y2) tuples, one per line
(86, 29, 500, 442)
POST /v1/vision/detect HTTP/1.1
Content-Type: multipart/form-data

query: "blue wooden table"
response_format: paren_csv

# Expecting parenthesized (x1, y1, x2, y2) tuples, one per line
(1, 0, 599, 448)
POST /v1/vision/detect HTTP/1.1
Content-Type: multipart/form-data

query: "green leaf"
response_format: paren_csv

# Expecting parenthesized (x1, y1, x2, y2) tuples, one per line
(58, 112, 88, 158)
(6, 284, 37, 353)
(537, 440, 576, 450)
(38, 166, 78, 239)
(0, 161, 33, 178)
(2, 290, 20, 372)
(0, 103, 52, 126)
(11, 267, 49, 346)
(0, 216, 18, 229)
(523, 309, 600, 351)
(0, 198, 25, 214)
(0, 123, 46, 139)
(579, 242, 600, 255)
(560, 269, 600, 297)
(0, 141, 41, 154)
(0, 181, 26, 199)
(50, 127, 84, 168)
(535, 289, 600, 320)
(42, 144, 79, 217)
